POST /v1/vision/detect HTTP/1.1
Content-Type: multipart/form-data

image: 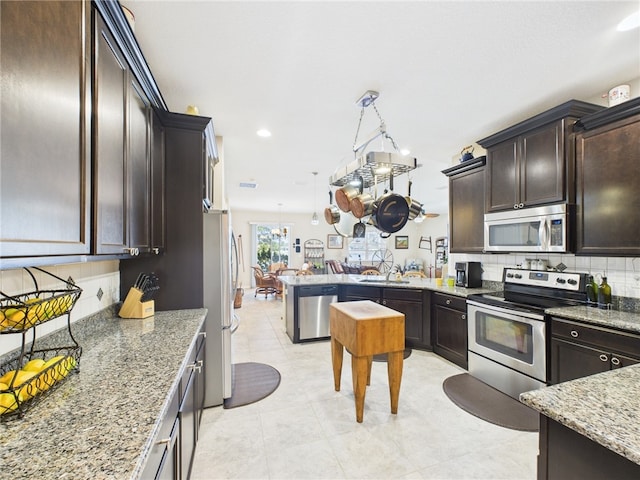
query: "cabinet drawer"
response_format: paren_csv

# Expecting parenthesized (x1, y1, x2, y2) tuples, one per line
(432, 292, 466, 311)
(341, 285, 381, 299)
(180, 328, 205, 402)
(552, 318, 640, 358)
(142, 389, 179, 479)
(383, 288, 423, 302)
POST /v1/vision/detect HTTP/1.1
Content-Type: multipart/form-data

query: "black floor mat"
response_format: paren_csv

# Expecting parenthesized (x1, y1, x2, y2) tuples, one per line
(223, 362, 281, 409)
(442, 373, 539, 432)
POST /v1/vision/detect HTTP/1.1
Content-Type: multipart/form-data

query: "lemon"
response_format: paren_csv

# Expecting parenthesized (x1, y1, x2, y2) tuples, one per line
(12, 370, 38, 399)
(43, 356, 65, 382)
(0, 382, 8, 391)
(0, 370, 18, 386)
(0, 391, 21, 415)
(23, 359, 46, 372)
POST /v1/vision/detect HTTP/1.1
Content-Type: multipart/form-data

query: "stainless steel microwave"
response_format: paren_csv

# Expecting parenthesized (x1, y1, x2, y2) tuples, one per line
(484, 204, 570, 253)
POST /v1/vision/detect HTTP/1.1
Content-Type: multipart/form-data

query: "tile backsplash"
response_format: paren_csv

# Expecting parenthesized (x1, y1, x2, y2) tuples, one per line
(0, 260, 120, 357)
(450, 253, 640, 300)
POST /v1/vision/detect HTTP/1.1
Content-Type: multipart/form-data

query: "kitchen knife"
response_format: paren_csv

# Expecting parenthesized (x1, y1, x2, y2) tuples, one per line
(134, 273, 144, 289)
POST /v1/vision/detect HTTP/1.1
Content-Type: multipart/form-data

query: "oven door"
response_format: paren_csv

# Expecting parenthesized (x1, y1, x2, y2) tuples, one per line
(467, 300, 546, 383)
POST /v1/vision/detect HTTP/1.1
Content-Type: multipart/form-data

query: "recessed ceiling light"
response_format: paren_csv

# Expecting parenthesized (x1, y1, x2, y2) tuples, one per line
(617, 11, 640, 31)
(256, 129, 271, 138)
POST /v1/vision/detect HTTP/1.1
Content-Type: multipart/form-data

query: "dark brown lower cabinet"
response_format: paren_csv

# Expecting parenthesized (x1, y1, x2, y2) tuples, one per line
(431, 293, 467, 369)
(382, 288, 431, 350)
(538, 415, 640, 479)
(340, 285, 431, 350)
(142, 325, 205, 480)
(550, 317, 640, 384)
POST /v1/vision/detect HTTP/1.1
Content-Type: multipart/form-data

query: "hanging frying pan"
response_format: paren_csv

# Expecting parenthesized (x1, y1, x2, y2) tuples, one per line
(405, 180, 424, 220)
(370, 173, 409, 234)
(324, 190, 341, 225)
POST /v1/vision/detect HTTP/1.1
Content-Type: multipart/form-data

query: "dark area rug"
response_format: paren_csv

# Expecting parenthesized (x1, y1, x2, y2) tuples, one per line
(223, 362, 281, 409)
(372, 348, 412, 362)
(442, 373, 539, 432)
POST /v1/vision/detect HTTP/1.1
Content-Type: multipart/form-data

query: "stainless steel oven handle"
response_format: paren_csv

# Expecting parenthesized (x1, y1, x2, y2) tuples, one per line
(467, 300, 545, 322)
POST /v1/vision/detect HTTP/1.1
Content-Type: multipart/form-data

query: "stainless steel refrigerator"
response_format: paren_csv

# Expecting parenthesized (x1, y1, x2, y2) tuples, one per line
(203, 210, 239, 407)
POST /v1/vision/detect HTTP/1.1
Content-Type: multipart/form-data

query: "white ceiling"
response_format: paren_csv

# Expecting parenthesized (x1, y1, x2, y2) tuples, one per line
(125, 1, 639, 217)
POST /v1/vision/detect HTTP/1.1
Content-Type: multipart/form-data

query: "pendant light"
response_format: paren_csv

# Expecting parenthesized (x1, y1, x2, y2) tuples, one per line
(311, 172, 319, 225)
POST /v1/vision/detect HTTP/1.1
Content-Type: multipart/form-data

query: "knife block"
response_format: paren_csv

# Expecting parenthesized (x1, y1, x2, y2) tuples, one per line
(119, 287, 155, 319)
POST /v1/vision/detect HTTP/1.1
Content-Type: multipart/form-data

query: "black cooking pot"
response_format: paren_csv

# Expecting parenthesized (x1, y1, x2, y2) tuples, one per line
(370, 174, 409, 234)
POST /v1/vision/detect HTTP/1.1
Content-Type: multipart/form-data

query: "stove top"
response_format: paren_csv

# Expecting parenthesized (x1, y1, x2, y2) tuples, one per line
(468, 268, 588, 314)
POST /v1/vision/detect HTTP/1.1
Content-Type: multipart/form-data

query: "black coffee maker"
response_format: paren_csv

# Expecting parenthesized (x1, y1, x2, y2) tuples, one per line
(455, 262, 482, 288)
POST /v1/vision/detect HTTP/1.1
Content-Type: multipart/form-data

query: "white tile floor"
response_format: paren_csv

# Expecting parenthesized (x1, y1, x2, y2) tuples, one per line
(191, 291, 538, 480)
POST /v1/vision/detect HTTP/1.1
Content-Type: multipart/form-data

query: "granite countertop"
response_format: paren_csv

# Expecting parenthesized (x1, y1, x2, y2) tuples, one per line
(278, 273, 496, 298)
(520, 364, 640, 465)
(546, 304, 640, 334)
(0, 307, 207, 480)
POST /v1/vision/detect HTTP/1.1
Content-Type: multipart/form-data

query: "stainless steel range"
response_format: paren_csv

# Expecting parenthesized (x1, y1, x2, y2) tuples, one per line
(467, 268, 588, 399)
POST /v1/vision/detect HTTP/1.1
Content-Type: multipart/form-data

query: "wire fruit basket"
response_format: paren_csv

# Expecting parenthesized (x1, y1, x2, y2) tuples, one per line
(0, 267, 82, 419)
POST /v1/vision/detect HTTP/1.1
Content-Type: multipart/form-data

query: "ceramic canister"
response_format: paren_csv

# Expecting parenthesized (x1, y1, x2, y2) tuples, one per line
(608, 85, 630, 107)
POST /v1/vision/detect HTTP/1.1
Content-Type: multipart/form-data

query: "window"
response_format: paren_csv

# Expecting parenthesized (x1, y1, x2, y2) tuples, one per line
(347, 228, 387, 263)
(253, 223, 290, 271)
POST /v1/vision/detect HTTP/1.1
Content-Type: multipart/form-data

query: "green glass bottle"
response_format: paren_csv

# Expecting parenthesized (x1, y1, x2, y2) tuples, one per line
(586, 275, 598, 305)
(598, 276, 612, 309)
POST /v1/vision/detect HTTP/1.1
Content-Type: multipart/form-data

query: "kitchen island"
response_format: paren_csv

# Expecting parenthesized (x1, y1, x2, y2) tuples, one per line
(279, 274, 496, 367)
(0, 307, 207, 479)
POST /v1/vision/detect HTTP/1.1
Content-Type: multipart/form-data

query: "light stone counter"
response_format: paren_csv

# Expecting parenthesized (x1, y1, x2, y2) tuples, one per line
(0, 306, 207, 479)
(278, 273, 497, 298)
(520, 364, 640, 465)
(546, 304, 640, 334)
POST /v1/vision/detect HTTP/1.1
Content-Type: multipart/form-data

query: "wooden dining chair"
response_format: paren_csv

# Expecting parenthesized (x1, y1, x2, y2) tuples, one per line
(360, 269, 381, 276)
(251, 266, 279, 298)
(403, 271, 427, 278)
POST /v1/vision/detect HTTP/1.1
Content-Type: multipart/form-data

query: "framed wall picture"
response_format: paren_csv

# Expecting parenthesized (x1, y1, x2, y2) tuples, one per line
(327, 234, 344, 249)
(395, 235, 409, 249)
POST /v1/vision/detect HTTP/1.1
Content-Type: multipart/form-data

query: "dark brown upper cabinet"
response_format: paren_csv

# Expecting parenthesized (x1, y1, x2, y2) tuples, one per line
(0, 1, 91, 257)
(93, 11, 157, 257)
(574, 98, 640, 256)
(442, 157, 486, 253)
(478, 100, 603, 213)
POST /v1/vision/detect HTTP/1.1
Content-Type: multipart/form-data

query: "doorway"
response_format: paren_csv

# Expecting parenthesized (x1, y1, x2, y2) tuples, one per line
(252, 223, 290, 271)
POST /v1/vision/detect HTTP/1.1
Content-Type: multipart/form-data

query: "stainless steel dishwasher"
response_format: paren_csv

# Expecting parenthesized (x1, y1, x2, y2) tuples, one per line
(297, 285, 339, 340)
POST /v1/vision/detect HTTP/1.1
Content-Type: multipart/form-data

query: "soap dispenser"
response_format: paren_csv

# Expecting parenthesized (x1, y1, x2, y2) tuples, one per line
(598, 276, 612, 309)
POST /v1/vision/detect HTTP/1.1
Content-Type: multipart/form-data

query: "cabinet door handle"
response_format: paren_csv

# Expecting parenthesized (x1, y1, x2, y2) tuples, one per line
(513, 204, 519, 209)
(152, 248, 160, 255)
(518, 203, 524, 209)
(446, 299, 451, 305)
(199, 331, 207, 338)
(188, 362, 202, 373)
(382, 300, 387, 305)
(570, 330, 579, 338)
(599, 354, 609, 362)
(611, 357, 620, 366)
(461, 314, 466, 320)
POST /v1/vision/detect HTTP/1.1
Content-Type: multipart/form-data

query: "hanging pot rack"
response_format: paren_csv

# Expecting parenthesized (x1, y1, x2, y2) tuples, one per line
(329, 90, 417, 188)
